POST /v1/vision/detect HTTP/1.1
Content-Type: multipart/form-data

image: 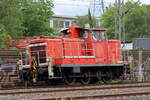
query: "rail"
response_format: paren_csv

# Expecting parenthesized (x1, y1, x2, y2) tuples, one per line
(1, 82, 150, 100)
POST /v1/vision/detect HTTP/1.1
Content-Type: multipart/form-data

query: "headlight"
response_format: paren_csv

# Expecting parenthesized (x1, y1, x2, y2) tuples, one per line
(46, 58, 49, 62)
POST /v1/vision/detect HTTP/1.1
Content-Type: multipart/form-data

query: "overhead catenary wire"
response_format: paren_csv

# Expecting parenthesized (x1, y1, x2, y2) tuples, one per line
(54, 0, 111, 8)
(118, 0, 122, 41)
(93, 0, 96, 16)
(101, 0, 104, 13)
(54, 3, 90, 7)
(115, 0, 118, 39)
(90, 0, 106, 17)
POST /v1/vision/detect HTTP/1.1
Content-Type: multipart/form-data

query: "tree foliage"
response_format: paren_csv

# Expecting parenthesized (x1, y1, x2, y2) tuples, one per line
(76, 15, 89, 28)
(76, 15, 97, 28)
(88, 9, 94, 28)
(123, 1, 149, 40)
(0, 0, 54, 48)
(0, 0, 24, 38)
(0, 0, 23, 48)
(21, 0, 54, 36)
(100, 0, 150, 41)
(100, 6, 115, 39)
(0, 24, 12, 49)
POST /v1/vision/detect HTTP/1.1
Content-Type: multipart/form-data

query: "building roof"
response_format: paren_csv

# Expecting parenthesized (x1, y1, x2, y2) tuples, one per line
(52, 14, 77, 20)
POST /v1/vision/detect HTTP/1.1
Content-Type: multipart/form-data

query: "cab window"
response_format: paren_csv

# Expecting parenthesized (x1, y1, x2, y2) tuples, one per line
(64, 33, 69, 38)
(78, 30, 88, 38)
(92, 31, 105, 41)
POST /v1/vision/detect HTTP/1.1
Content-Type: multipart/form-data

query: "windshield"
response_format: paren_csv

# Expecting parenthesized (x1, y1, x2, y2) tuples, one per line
(91, 31, 105, 41)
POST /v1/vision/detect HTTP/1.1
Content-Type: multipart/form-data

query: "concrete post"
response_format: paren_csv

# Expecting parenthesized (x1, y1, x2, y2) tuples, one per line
(48, 57, 54, 79)
(138, 50, 143, 82)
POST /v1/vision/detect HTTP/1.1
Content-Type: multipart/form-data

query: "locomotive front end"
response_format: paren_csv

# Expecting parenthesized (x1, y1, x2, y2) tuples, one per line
(18, 40, 53, 84)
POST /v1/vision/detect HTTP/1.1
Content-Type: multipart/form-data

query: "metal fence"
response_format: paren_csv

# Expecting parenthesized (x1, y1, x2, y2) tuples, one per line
(124, 49, 150, 82)
(0, 50, 22, 86)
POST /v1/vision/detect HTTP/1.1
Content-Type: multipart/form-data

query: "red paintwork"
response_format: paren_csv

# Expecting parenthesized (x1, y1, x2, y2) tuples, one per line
(4, 36, 42, 50)
(27, 26, 122, 66)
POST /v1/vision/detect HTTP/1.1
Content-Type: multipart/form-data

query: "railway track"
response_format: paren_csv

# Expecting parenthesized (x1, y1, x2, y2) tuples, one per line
(1, 82, 150, 96)
(1, 83, 150, 100)
(35, 92, 150, 100)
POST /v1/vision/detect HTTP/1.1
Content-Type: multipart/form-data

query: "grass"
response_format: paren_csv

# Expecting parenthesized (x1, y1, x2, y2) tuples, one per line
(96, 80, 121, 84)
(96, 81, 105, 84)
(110, 80, 121, 84)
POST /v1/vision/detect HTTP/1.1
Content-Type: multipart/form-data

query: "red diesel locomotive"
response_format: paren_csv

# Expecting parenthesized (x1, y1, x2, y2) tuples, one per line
(18, 26, 125, 85)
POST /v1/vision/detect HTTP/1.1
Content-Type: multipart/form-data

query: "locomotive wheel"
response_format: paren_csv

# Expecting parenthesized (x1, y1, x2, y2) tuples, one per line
(64, 75, 76, 85)
(96, 70, 102, 81)
(115, 68, 122, 79)
(81, 71, 91, 85)
(108, 71, 113, 80)
(103, 71, 113, 83)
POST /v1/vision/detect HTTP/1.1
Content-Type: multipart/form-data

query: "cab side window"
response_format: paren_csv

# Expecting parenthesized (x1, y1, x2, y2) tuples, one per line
(92, 31, 105, 41)
(79, 30, 88, 38)
(64, 34, 69, 38)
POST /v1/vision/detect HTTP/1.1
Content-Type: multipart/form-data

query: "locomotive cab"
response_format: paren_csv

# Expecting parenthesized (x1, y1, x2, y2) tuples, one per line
(61, 26, 107, 41)
(61, 26, 89, 39)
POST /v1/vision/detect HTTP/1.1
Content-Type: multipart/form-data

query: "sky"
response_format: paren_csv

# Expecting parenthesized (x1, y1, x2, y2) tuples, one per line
(53, 0, 150, 17)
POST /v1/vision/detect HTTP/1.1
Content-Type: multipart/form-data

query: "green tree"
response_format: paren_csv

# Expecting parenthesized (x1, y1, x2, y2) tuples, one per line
(88, 9, 94, 28)
(0, 24, 12, 49)
(88, 9, 98, 28)
(76, 15, 89, 28)
(21, 0, 54, 36)
(123, 1, 149, 40)
(77, 15, 97, 28)
(100, 0, 150, 40)
(142, 4, 150, 37)
(100, 6, 115, 39)
(0, 0, 23, 48)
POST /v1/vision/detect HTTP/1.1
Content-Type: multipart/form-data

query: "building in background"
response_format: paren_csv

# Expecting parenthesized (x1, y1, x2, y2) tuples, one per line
(133, 38, 150, 50)
(121, 42, 133, 50)
(50, 14, 77, 33)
